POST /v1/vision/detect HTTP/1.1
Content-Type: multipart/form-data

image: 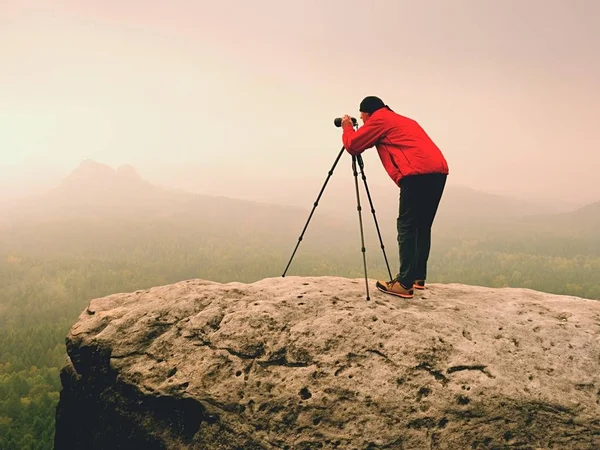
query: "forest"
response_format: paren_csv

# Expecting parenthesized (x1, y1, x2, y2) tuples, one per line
(1, 195, 599, 449)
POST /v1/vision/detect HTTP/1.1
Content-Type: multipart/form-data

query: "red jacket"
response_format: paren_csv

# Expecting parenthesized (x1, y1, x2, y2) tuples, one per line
(342, 107, 449, 185)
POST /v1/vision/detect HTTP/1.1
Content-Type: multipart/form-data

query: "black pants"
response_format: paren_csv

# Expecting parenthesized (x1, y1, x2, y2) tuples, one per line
(396, 173, 447, 287)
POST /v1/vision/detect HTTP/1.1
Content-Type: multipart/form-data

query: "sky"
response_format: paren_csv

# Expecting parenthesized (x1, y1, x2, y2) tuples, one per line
(1, 0, 599, 204)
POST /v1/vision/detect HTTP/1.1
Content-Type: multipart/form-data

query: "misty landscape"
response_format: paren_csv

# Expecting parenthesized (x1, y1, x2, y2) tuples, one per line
(2, 1, 600, 449)
(1, 160, 599, 448)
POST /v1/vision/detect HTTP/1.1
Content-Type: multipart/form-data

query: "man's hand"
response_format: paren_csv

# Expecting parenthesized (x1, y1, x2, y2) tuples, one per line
(341, 114, 354, 128)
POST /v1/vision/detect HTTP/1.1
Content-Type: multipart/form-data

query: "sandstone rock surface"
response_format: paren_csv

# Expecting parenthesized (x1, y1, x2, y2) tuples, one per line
(55, 276, 600, 449)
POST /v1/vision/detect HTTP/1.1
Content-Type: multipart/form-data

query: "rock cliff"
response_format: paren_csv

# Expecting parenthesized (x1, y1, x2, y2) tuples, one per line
(54, 276, 600, 449)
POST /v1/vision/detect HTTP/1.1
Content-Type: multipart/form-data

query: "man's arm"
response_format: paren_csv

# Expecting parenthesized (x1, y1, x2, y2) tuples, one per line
(342, 117, 385, 155)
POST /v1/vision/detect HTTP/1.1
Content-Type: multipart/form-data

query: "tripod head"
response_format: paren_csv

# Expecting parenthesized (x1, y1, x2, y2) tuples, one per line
(333, 117, 358, 128)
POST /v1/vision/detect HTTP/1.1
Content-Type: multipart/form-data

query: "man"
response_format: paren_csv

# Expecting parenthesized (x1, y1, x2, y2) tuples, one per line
(340, 96, 449, 299)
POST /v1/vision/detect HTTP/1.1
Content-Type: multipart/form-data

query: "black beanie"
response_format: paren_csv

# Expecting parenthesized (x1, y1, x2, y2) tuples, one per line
(359, 96, 385, 114)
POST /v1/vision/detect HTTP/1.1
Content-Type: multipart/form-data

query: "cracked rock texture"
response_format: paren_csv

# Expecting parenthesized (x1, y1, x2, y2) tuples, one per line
(54, 276, 600, 449)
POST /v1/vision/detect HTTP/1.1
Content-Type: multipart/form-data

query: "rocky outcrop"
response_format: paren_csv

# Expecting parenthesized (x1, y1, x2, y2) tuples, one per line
(54, 276, 600, 449)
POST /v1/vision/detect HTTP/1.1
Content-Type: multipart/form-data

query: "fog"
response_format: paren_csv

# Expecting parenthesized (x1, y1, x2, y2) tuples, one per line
(1, 0, 599, 206)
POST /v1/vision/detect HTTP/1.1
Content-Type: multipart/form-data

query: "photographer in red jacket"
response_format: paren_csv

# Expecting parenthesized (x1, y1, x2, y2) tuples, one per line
(340, 96, 449, 299)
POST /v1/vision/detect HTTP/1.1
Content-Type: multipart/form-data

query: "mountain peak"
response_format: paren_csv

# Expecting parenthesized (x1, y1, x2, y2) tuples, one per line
(72, 159, 115, 176)
(59, 160, 145, 191)
(78, 158, 111, 169)
(116, 164, 142, 180)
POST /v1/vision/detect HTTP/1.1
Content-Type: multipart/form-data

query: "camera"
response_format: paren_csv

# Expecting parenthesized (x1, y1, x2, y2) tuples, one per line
(334, 117, 358, 128)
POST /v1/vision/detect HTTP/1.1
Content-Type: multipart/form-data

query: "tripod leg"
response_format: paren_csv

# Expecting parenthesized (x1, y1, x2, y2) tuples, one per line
(356, 155, 393, 281)
(352, 155, 370, 301)
(282, 146, 346, 277)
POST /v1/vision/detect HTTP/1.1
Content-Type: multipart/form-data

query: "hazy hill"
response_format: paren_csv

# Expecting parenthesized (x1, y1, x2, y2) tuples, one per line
(237, 173, 578, 227)
(569, 200, 600, 225)
(1, 160, 320, 226)
(2, 160, 598, 258)
(500, 198, 600, 241)
(0, 160, 357, 262)
(2, 159, 590, 226)
(3, 159, 214, 219)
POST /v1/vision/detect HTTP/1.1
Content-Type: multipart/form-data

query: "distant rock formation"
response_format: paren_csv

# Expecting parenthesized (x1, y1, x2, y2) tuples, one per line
(115, 163, 142, 180)
(58, 159, 148, 192)
(54, 277, 600, 449)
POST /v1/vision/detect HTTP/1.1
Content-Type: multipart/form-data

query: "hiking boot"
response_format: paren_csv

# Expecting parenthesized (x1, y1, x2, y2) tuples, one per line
(376, 279, 414, 299)
(414, 279, 425, 290)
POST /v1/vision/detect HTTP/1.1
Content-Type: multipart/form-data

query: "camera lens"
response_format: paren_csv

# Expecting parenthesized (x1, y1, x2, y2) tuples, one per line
(334, 117, 357, 127)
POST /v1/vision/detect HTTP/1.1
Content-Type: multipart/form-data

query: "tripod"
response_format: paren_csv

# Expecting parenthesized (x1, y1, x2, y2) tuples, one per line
(281, 145, 393, 301)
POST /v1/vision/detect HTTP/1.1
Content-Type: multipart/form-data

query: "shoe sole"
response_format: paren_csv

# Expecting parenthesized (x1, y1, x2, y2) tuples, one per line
(376, 283, 413, 299)
(413, 285, 425, 290)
